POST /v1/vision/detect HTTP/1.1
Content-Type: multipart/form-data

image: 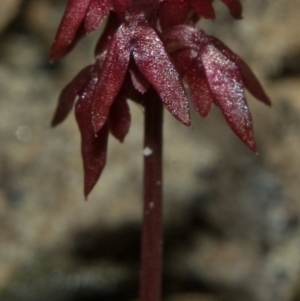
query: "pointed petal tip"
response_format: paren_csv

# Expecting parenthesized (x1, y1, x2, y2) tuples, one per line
(250, 88, 272, 107)
(84, 187, 92, 200)
(49, 47, 64, 62)
(234, 125, 258, 153)
(92, 117, 103, 134)
(249, 141, 257, 154)
(108, 95, 131, 142)
(243, 134, 257, 153)
(51, 119, 58, 128)
(186, 119, 192, 128)
(51, 113, 64, 128)
(263, 97, 272, 107)
(49, 54, 58, 63)
(232, 12, 243, 20)
(199, 112, 210, 118)
(260, 92, 272, 106)
(92, 112, 110, 134)
(176, 111, 192, 128)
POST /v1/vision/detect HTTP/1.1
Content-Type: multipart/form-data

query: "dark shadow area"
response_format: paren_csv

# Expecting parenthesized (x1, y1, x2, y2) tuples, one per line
(268, 50, 300, 80)
(68, 198, 238, 300)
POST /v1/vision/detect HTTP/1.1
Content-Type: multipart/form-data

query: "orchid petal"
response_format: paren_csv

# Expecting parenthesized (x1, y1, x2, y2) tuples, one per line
(186, 58, 213, 117)
(94, 13, 120, 57)
(109, 95, 131, 142)
(170, 49, 195, 78)
(51, 23, 86, 62)
(75, 79, 109, 198)
(121, 73, 145, 105)
(50, 0, 92, 61)
(237, 60, 271, 106)
(201, 44, 256, 151)
(191, 0, 215, 19)
(92, 25, 131, 133)
(159, 0, 189, 30)
(52, 65, 94, 127)
(129, 61, 150, 94)
(210, 37, 271, 105)
(162, 25, 197, 52)
(85, 0, 111, 33)
(133, 26, 191, 127)
(219, 0, 242, 19)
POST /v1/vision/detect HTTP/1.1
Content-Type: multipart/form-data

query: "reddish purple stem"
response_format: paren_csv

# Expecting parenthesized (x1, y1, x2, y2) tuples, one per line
(139, 91, 163, 301)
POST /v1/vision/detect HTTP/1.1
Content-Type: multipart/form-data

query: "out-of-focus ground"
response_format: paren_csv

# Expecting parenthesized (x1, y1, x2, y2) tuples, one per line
(0, 0, 300, 300)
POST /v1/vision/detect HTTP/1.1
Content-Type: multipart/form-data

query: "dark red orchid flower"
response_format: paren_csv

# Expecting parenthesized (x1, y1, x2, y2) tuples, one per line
(52, 62, 131, 197)
(163, 25, 271, 151)
(91, 2, 191, 134)
(51, 0, 270, 196)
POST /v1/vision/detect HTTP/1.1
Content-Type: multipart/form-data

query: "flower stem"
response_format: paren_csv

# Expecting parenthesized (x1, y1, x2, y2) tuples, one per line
(139, 90, 163, 301)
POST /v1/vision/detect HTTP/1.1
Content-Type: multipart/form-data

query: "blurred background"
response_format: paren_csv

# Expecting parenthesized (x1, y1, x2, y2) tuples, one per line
(0, 0, 300, 300)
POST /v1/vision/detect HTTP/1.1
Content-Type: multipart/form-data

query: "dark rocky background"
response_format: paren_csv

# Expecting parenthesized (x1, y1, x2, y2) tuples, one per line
(0, 0, 300, 300)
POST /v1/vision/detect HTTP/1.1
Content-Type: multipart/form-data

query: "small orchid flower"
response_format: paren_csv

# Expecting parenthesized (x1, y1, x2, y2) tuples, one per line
(163, 25, 271, 151)
(90, 2, 191, 134)
(52, 62, 131, 197)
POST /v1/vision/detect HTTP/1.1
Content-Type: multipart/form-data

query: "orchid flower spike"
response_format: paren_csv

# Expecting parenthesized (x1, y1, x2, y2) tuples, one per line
(51, 0, 270, 196)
